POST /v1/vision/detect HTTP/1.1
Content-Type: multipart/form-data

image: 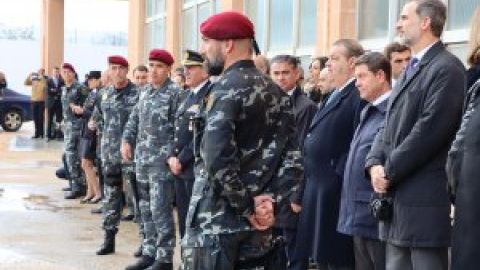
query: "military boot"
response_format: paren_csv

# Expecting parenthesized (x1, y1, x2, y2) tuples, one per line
(125, 255, 155, 270)
(96, 228, 118, 255)
(151, 261, 173, 270)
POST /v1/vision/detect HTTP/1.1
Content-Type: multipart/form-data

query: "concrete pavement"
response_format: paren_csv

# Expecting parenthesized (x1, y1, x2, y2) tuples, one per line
(0, 123, 180, 270)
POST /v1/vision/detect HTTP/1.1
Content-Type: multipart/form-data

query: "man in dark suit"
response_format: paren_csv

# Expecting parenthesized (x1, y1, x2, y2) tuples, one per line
(47, 66, 64, 140)
(167, 50, 211, 239)
(337, 52, 392, 270)
(295, 39, 366, 270)
(270, 54, 317, 270)
(366, 1, 466, 269)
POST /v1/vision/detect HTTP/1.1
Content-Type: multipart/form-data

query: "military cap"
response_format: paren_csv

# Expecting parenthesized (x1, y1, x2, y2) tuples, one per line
(149, 49, 174, 66)
(62, 63, 75, 73)
(200, 11, 255, 40)
(87, 70, 101, 80)
(182, 50, 204, 66)
(108, 55, 129, 67)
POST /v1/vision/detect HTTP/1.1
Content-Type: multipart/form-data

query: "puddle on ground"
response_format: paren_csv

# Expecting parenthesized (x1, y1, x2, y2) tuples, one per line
(8, 135, 64, 152)
(0, 188, 80, 212)
(0, 160, 60, 170)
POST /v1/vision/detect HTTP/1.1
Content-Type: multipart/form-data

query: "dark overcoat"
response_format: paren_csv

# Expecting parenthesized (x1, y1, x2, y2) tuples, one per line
(295, 80, 365, 266)
(365, 41, 466, 247)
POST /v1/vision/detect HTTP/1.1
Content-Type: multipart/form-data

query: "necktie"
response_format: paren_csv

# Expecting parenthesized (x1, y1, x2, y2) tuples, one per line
(406, 57, 419, 77)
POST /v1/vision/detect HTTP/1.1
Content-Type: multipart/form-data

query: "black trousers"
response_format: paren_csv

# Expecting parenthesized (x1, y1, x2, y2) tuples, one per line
(47, 100, 62, 138)
(173, 175, 194, 238)
(32, 101, 45, 137)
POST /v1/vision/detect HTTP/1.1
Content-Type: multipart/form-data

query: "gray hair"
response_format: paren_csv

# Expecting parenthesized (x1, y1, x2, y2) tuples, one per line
(411, 0, 447, 37)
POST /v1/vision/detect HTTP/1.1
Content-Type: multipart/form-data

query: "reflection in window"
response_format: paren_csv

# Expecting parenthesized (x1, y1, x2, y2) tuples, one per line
(447, 0, 477, 30)
(358, 0, 389, 40)
(299, 0, 317, 48)
(269, 1, 293, 50)
(182, 8, 195, 50)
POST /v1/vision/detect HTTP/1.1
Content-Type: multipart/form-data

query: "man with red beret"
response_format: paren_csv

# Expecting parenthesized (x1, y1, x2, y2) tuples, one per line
(61, 62, 89, 200)
(180, 11, 302, 270)
(89, 55, 140, 256)
(122, 48, 179, 270)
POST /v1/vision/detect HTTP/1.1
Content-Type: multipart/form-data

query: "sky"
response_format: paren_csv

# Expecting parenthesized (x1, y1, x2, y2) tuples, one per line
(0, 0, 128, 31)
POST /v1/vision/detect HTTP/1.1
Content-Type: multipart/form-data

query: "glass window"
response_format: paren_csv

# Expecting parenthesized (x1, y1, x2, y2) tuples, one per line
(146, 0, 154, 17)
(154, 0, 165, 15)
(198, 2, 210, 27)
(358, 0, 389, 40)
(183, 0, 195, 5)
(244, 0, 266, 50)
(299, 0, 317, 48)
(153, 19, 165, 48)
(146, 22, 154, 52)
(447, 0, 477, 30)
(269, 1, 293, 50)
(213, 0, 221, 13)
(182, 8, 196, 50)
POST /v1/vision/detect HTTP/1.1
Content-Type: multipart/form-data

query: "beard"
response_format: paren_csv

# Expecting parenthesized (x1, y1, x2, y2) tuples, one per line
(205, 53, 225, 76)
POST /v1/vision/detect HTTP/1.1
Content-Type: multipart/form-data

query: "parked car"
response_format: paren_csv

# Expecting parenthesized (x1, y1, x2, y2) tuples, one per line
(0, 87, 32, 132)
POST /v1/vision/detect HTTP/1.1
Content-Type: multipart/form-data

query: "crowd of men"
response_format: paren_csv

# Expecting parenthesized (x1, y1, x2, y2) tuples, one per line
(18, 0, 480, 269)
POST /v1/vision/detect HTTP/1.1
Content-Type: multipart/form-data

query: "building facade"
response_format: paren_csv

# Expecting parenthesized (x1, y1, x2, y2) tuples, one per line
(41, 0, 476, 73)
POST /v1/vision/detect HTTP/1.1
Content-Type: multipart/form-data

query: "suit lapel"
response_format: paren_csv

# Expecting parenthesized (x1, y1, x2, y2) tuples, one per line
(390, 41, 444, 107)
(309, 80, 354, 130)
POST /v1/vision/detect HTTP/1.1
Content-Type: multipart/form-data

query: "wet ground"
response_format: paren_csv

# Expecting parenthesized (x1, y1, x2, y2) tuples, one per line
(0, 123, 180, 270)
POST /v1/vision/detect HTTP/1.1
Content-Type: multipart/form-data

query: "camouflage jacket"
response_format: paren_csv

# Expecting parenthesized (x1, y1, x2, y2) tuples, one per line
(123, 79, 179, 168)
(186, 60, 303, 235)
(61, 81, 89, 126)
(92, 81, 139, 167)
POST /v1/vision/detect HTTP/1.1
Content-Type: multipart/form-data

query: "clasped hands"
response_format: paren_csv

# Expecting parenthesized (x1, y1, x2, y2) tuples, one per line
(247, 195, 275, 231)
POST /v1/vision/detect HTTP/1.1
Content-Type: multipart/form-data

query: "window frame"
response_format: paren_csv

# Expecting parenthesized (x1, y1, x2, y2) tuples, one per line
(356, 0, 469, 53)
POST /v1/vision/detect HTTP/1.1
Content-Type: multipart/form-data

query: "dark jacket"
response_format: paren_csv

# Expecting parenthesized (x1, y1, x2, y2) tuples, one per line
(337, 97, 388, 240)
(365, 41, 466, 247)
(450, 79, 480, 270)
(467, 63, 480, 90)
(167, 80, 211, 180)
(295, 79, 365, 266)
(47, 76, 64, 108)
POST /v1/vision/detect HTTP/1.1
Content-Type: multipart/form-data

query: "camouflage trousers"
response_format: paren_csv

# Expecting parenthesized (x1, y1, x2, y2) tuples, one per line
(136, 165, 175, 262)
(124, 164, 144, 236)
(180, 230, 274, 270)
(102, 165, 134, 231)
(64, 121, 84, 192)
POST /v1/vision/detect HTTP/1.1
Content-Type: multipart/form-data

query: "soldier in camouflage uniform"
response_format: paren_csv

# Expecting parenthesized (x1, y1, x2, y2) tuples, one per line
(122, 49, 179, 270)
(61, 63, 89, 199)
(90, 56, 139, 256)
(180, 12, 303, 270)
(167, 50, 210, 239)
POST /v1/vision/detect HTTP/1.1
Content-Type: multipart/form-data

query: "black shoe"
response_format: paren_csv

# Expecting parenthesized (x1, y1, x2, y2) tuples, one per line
(62, 186, 72, 192)
(133, 246, 143, 258)
(125, 255, 155, 270)
(80, 197, 93, 204)
(121, 214, 135, 221)
(151, 261, 173, 270)
(64, 190, 84, 199)
(91, 206, 103, 214)
(89, 197, 102, 204)
(96, 229, 117, 255)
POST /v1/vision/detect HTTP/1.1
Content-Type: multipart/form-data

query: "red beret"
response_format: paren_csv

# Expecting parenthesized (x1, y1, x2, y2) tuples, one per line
(200, 11, 255, 40)
(108, 55, 129, 67)
(62, 63, 75, 73)
(149, 49, 174, 66)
